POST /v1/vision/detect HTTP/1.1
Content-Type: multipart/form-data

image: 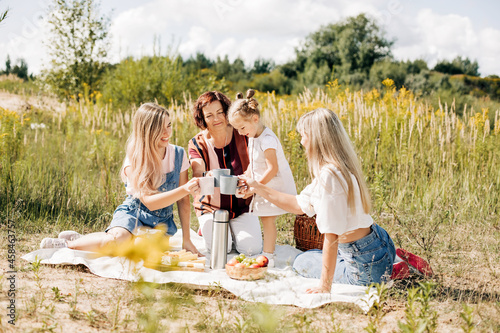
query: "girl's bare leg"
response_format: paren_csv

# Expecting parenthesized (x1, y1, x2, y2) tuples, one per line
(67, 227, 132, 251)
(261, 216, 278, 254)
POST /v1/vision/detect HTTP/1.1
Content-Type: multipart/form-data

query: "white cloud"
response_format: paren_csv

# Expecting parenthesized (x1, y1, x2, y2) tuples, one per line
(107, 0, 356, 66)
(0, 13, 49, 74)
(477, 28, 500, 76)
(235, 38, 260, 63)
(104, 0, 386, 70)
(213, 38, 238, 60)
(478, 28, 500, 55)
(390, 8, 500, 75)
(274, 37, 301, 64)
(2, 0, 499, 76)
(109, 5, 173, 60)
(416, 9, 477, 57)
(178, 26, 212, 57)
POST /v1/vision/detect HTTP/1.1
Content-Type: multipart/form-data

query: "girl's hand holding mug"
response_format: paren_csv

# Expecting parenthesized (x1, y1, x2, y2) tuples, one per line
(235, 185, 248, 198)
(238, 175, 258, 190)
(237, 177, 247, 188)
(236, 175, 255, 199)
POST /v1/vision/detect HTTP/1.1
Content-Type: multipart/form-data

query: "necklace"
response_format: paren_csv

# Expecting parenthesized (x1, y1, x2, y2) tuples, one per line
(222, 129, 229, 161)
(223, 129, 229, 148)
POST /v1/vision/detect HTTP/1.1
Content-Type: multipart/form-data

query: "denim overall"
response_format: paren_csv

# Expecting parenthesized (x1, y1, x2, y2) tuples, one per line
(106, 146, 184, 236)
(292, 224, 396, 286)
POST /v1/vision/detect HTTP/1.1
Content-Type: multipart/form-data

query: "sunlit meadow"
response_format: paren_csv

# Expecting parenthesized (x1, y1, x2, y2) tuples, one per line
(1, 79, 499, 331)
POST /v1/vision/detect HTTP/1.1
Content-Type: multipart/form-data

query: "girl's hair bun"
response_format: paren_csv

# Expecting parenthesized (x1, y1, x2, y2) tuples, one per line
(228, 88, 260, 118)
(246, 89, 255, 99)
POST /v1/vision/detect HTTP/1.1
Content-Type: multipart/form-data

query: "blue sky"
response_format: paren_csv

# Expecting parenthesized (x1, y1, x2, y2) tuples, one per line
(1, 0, 499, 76)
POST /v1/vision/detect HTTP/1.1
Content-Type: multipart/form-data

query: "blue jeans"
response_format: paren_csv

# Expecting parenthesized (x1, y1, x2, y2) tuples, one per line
(106, 202, 178, 236)
(292, 224, 396, 285)
(106, 145, 184, 236)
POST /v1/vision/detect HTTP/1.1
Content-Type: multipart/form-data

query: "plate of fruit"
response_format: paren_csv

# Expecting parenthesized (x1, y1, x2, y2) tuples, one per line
(225, 254, 269, 280)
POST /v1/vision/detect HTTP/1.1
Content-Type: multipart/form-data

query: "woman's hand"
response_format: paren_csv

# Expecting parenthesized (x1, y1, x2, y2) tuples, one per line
(305, 285, 332, 294)
(183, 177, 200, 195)
(240, 174, 303, 214)
(306, 278, 332, 293)
(238, 174, 259, 191)
(182, 238, 204, 257)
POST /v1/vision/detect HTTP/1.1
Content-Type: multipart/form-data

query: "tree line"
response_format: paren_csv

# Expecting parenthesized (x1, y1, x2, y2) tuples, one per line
(2, 1, 499, 112)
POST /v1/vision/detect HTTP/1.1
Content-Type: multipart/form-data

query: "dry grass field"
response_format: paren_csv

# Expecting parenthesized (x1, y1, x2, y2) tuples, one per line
(1, 80, 499, 332)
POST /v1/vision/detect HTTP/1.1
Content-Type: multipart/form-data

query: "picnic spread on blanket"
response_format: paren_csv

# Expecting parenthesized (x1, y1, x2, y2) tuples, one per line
(22, 229, 380, 312)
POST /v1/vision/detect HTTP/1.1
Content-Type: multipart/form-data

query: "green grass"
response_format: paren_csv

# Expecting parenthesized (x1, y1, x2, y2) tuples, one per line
(1, 80, 499, 331)
(0, 74, 43, 96)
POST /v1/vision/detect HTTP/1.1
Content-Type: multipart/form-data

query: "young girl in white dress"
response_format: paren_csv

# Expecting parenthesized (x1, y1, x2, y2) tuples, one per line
(228, 89, 296, 266)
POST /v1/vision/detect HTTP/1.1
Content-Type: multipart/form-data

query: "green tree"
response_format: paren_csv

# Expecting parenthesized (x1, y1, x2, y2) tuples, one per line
(369, 59, 429, 89)
(369, 60, 406, 88)
(251, 58, 275, 74)
(214, 55, 232, 78)
(101, 54, 185, 109)
(11, 58, 29, 80)
(404, 70, 434, 95)
(42, 0, 110, 99)
(289, 13, 393, 85)
(183, 52, 214, 72)
(296, 59, 332, 90)
(433, 56, 480, 77)
(2, 55, 11, 74)
(2, 55, 30, 80)
(249, 69, 291, 94)
(213, 55, 248, 82)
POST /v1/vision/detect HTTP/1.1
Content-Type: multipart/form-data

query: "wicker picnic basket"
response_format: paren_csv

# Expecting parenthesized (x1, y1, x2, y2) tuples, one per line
(293, 214, 324, 251)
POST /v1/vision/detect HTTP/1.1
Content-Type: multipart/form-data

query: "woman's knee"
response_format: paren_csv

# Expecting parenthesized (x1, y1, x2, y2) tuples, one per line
(231, 214, 262, 255)
(292, 250, 323, 279)
(235, 237, 262, 256)
(106, 227, 133, 244)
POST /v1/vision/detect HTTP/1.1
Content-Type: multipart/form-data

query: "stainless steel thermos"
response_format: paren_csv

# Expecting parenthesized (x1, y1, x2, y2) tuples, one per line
(210, 209, 230, 269)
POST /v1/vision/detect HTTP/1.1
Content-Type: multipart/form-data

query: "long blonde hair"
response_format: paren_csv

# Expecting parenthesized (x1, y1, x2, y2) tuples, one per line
(296, 108, 372, 214)
(122, 103, 170, 198)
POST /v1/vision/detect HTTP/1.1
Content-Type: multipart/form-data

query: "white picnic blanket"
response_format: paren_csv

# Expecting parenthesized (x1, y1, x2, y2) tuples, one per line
(22, 230, 378, 311)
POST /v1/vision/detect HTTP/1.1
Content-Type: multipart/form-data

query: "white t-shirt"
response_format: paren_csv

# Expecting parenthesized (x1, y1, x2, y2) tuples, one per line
(296, 166, 373, 235)
(123, 144, 189, 195)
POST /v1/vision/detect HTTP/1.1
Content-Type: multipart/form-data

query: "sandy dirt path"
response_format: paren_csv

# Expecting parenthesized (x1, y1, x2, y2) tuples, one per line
(0, 91, 66, 114)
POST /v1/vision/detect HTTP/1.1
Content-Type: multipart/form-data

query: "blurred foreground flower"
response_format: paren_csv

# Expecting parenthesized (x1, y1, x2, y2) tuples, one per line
(97, 225, 171, 267)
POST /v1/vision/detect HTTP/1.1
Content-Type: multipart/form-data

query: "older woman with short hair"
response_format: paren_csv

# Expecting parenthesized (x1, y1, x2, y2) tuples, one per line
(188, 91, 263, 256)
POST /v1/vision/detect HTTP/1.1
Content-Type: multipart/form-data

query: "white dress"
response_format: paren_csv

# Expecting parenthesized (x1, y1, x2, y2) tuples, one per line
(249, 127, 297, 216)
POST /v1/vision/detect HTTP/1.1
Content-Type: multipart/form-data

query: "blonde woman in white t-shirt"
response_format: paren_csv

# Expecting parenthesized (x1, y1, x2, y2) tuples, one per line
(240, 108, 396, 293)
(228, 89, 297, 267)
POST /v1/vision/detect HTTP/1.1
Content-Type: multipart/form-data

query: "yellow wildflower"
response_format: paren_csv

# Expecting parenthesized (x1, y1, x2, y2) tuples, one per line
(97, 225, 171, 266)
(382, 78, 395, 88)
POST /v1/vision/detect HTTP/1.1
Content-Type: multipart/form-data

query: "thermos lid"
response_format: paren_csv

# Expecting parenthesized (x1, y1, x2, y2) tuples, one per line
(213, 209, 229, 223)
